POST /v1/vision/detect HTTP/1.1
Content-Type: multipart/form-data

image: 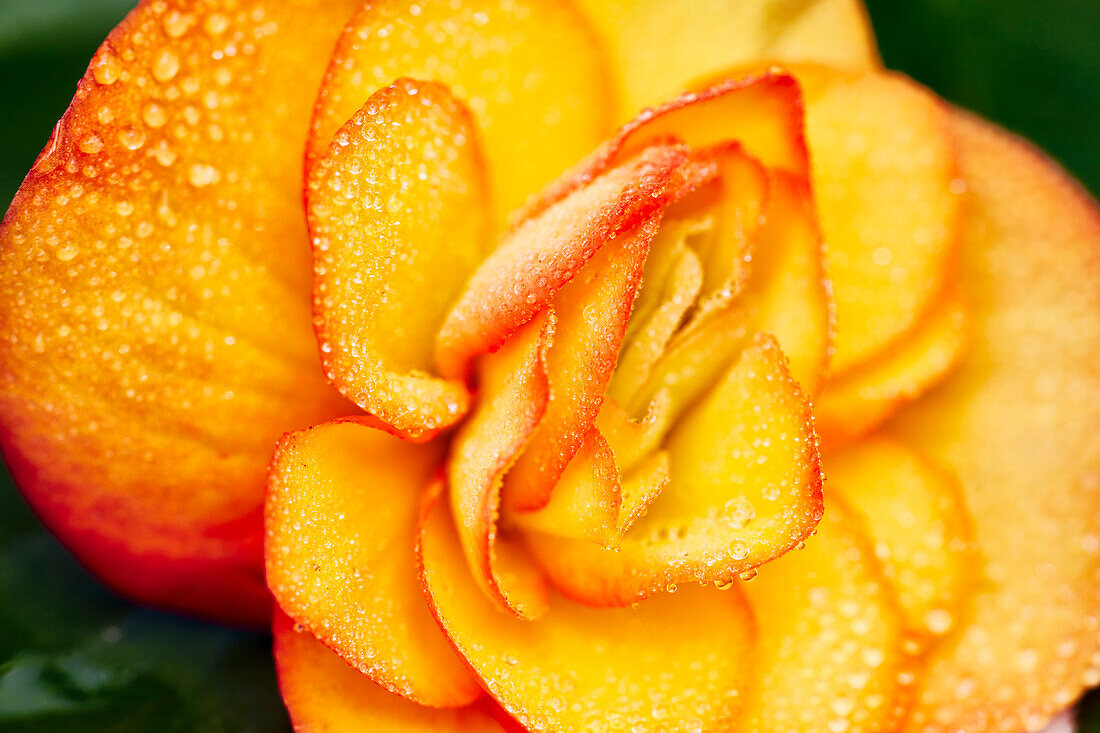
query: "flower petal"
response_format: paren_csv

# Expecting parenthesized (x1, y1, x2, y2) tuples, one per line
(627, 171, 831, 417)
(308, 78, 490, 441)
(435, 144, 693, 379)
(308, 0, 613, 224)
(0, 0, 358, 623)
(448, 312, 554, 620)
(417, 484, 756, 732)
(570, 0, 878, 118)
(825, 437, 977, 641)
(524, 71, 808, 220)
(816, 296, 969, 449)
(802, 66, 962, 374)
(506, 429, 622, 546)
(889, 113, 1100, 732)
(274, 611, 503, 732)
(526, 334, 823, 606)
(502, 217, 657, 511)
(265, 420, 479, 707)
(740, 496, 913, 732)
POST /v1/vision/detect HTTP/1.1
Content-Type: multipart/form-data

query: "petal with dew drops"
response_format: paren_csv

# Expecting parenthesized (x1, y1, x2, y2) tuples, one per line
(826, 437, 977, 642)
(0, 0, 358, 624)
(435, 144, 695, 380)
(816, 296, 968, 450)
(740, 496, 913, 733)
(308, 0, 612, 226)
(274, 611, 503, 732)
(595, 392, 673, 475)
(418, 485, 756, 733)
(506, 429, 621, 547)
(889, 114, 1100, 733)
(525, 71, 808, 221)
(265, 420, 479, 708)
(627, 171, 830, 420)
(609, 222, 704, 405)
(799, 65, 962, 375)
(308, 78, 490, 442)
(448, 312, 553, 620)
(569, 0, 877, 119)
(526, 335, 823, 607)
(503, 217, 656, 511)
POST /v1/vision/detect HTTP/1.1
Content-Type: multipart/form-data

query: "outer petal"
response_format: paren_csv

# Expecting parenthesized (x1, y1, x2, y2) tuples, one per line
(825, 437, 977, 641)
(265, 420, 479, 707)
(308, 79, 490, 441)
(816, 296, 969, 449)
(0, 0, 357, 623)
(890, 114, 1100, 731)
(570, 0, 878, 118)
(448, 313, 553, 620)
(740, 497, 913, 732)
(800, 66, 962, 374)
(527, 335, 823, 606)
(502, 217, 656, 510)
(274, 611, 503, 732)
(418, 485, 756, 733)
(308, 0, 613, 224)
(435, 144, 693, 379)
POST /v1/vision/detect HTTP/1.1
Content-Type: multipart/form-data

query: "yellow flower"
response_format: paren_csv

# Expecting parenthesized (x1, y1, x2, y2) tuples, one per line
(1, 1, 1099, 731)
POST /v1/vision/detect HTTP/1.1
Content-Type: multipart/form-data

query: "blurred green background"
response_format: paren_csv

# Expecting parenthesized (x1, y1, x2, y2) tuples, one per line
(1, 0, 1099, 730)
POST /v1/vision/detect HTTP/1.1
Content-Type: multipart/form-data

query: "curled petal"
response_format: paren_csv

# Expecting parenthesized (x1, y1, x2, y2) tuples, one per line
(308, 79, 490, 441)
(503, 217, 657, 511)
(816, 296, 969, 448)
(435, 144, 694, 379)
(0, 0, 357, 623)
(274, 611, 503, 732)
(266, 420, 479, 707)
(309, 0, 613, 224)
(525, 70, 808, 220)
(570, 0, 878, 117)
(890, 113, 1100, 732)
(527, 335, 823, 606)
(418, 485, 756, 733)
(740, 497, 913, 732)
(448, 313, 554, 620)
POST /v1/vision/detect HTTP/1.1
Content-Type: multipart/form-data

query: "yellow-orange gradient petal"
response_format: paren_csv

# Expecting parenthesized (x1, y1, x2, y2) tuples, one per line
(274, 611, 503, 732)
(570, 0, 878, 119)
(800, 66, 962, 375)
(889, 114, 1100, 732)
(308, 0, 612, 225)
(435, 144, 692, 379)
(526, 335, 823, 606)
(308, 79, 489, 441)
(0, 0, 358, 623)
(418, 486, 756, 732)
(740, 497, 912, 732)
(816, 296, 968, 449)
(503, 218, 655, 510)
(507, 429, 622, 547)
(826, 437, 976, 642)
(448, 313, 553, 620)
(265, 420, 479, 707)
(527, 71, 808, 219)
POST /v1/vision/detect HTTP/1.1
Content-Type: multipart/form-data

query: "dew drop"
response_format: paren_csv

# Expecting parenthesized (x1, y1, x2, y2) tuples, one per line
(79, 134, 104, 155)
(143, 102, 168, 128)
(91, 51, 121, 85)
(152, 48, 181, 82)
(118, 127, 146, 150)
(204, 12, 230, 35)
(56, 243, 79, 261)
(189, 163, 220, 187)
